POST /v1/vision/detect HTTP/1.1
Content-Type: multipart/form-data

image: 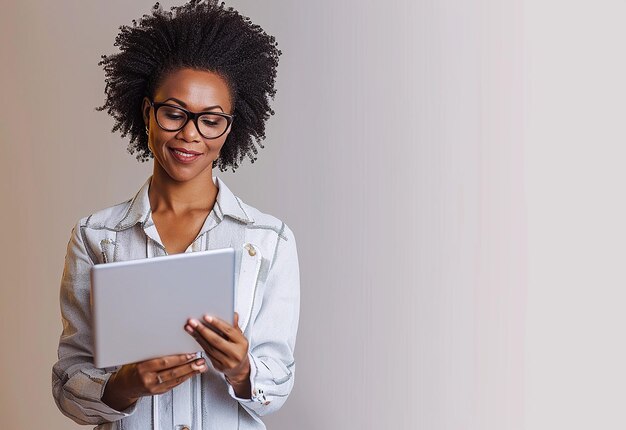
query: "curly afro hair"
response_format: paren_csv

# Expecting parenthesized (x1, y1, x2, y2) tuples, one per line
(97, 0, 281, 171)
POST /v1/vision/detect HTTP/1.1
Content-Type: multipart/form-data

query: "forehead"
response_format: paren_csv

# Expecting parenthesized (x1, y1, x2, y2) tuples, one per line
(154, 68, 232, 112)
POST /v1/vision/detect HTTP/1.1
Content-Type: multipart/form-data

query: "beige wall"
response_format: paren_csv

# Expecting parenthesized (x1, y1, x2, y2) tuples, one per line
(2, 1, 625, 429)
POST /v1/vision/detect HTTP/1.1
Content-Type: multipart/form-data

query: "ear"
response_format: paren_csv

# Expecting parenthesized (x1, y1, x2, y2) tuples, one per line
(142, 97, 152, 126)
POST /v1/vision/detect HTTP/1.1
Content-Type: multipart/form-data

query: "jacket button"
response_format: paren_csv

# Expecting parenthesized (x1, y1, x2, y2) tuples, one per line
(245, 243, 256, 257)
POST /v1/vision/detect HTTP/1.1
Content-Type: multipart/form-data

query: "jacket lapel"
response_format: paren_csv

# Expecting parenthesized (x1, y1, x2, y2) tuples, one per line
(235, 243, 262, 333)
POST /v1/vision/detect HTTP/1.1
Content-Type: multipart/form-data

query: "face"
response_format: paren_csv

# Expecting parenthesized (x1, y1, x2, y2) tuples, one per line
(142, 68, 233, 183)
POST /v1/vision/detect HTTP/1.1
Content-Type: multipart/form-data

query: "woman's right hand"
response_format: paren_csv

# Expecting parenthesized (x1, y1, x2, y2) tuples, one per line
(102, 353, 207, 411)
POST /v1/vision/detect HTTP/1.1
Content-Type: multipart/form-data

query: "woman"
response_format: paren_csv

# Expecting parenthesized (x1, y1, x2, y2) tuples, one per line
(51, 2, 300, 429)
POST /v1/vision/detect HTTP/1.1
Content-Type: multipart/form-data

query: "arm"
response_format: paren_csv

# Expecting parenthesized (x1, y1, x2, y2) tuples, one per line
(183, 223, 301, 417)
(231, 224, 301, 417)
(51, 222, 138, 425)
(53, 222, 208, 424)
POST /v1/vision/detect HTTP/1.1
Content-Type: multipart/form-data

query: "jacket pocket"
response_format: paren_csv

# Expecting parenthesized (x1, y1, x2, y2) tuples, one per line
(260, 357, 292, 385)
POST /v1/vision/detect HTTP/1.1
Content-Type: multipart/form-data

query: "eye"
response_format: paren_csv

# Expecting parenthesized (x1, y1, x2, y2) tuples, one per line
(201, 118, 220, 127)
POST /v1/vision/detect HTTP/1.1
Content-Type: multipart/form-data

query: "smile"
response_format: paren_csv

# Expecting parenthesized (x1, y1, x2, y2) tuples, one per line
(169, 147, 202, 163)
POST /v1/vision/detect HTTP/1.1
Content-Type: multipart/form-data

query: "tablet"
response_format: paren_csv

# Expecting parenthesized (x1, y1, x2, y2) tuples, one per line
(90, 248, 235, 369)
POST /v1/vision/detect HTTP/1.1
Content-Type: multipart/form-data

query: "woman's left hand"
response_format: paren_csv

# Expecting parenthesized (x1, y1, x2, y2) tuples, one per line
(184, 313, 251, 398)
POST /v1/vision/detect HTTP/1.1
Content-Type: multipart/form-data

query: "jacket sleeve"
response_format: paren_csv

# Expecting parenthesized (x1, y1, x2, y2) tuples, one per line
(51, 221, 138, 425)
(227, 223, 301, 417)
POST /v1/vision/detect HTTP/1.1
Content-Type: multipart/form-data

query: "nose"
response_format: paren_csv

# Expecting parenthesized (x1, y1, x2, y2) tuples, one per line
(177, 118, 202, 142)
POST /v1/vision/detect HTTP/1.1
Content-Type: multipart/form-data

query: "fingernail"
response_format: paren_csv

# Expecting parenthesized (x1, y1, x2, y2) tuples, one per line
(187, 353, 195, 359)
(192, 361, 206, 371)
(204, 315, 213, 323)
(189, 319, 199, 328)
(184, 325, 193, 333)
(196, 359, 205, 366)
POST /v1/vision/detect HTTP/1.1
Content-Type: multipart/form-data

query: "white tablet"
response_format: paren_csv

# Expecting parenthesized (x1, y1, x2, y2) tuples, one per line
(90, 248, 235, 369)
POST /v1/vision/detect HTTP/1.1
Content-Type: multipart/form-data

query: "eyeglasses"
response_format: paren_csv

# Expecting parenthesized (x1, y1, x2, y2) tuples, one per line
(150, 100, 234, 139)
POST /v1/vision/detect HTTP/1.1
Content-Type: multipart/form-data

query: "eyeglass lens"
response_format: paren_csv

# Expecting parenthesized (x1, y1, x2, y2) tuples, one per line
(156, 105, 229, 138)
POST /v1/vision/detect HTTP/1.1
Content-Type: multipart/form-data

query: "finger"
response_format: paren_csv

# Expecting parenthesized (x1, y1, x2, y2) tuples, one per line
(156, 358, 207, 385)
(203, 350, 227, 371)
(201, 314, 239, 341)
(190, 332, 227, 370)
(187, 318, 236, 356)
(154, 365, 202, 394)
(201, 340, 231, 366)
(185, 323, 230, 365)
(234, 312, 240, 330)
(141, 353, 197, 372)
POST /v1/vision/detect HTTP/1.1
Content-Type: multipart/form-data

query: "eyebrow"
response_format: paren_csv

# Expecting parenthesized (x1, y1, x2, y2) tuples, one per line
(161, 97, 224, 112)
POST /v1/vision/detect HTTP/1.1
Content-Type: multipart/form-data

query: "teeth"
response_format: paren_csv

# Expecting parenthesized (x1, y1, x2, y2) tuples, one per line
(173, 149, 196, 158)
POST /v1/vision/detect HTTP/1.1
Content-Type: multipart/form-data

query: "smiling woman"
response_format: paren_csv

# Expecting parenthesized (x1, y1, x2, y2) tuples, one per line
(144, 69, 233, 186)
(144, 69, 236, 255)
(51, 2, 300, 430)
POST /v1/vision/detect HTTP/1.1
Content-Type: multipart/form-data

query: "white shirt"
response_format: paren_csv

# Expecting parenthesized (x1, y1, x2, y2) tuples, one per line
(52, 176, 300, 430)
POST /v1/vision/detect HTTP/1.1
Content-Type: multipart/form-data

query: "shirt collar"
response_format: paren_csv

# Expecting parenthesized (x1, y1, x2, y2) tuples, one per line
(115, 175, 254, 231)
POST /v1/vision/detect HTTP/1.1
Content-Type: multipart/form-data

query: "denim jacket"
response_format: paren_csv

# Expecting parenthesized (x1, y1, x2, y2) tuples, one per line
(52, 176, 300, 430)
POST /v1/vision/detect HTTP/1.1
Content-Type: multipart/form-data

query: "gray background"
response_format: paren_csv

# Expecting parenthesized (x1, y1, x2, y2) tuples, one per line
(2, 0, 625, 429)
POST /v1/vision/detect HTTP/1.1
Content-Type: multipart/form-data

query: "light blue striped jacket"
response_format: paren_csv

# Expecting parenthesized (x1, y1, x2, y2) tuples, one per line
(52, 176, 300, 430)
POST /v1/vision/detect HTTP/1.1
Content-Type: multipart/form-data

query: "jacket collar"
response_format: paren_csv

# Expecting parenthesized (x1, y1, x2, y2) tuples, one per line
(115, 176, 253, 231)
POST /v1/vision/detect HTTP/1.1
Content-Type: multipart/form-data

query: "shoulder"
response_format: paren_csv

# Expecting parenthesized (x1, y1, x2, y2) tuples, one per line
(217, 175, 295, 243)
(75, 178, 151, 231)
(236, 197, 295, 243)
(239, 200, 290, 239)
(76, 199, 134, 231)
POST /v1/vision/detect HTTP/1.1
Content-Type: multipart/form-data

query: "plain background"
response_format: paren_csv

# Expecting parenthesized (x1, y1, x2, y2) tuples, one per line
(1, 1, 625, 429)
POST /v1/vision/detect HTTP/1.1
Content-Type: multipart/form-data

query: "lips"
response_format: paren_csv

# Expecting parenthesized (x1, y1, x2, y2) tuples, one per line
(168, 147, 202, 163)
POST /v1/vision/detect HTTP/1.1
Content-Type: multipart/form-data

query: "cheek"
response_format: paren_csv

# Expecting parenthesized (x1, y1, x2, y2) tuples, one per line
(209, 135, 227, 152)
(148, 127, 171, 154)
(147, 133, 158, 154)
(216, 131, 231, 152)
(215, 140, 228, 157)
(146, 119, 157, 153)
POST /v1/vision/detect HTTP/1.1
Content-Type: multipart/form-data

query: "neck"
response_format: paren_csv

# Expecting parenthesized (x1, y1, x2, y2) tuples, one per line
(148, 164, 218, 214)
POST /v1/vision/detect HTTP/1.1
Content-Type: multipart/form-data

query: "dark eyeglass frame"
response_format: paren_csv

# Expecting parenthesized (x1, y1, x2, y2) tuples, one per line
(149, 100, 235, 139)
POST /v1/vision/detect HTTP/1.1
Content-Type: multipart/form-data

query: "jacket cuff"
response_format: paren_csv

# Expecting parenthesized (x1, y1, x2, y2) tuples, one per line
(62, 367, 138, 422)
(226, 353, 292, 417)
(226, 352, 260, 404)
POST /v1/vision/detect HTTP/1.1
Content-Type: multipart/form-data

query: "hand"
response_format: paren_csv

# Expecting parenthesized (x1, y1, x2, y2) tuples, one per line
(102, 353, 208, 411)
(185, 312, 251, 398)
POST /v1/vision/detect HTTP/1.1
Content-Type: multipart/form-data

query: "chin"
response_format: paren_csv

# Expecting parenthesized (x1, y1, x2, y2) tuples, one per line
(164, 165, 214, 184)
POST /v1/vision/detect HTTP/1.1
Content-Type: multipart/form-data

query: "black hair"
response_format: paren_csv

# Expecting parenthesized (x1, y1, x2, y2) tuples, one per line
(97, 0, 281, 171)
